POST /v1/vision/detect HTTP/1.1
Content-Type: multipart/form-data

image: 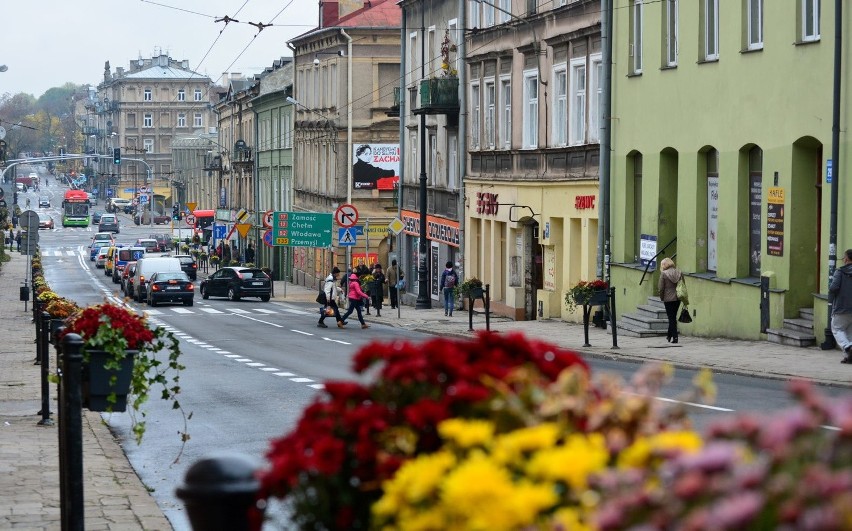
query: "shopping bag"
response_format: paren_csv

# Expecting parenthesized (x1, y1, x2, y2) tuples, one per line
(676, 277, 689, 305)
(678, 306, 693, 324)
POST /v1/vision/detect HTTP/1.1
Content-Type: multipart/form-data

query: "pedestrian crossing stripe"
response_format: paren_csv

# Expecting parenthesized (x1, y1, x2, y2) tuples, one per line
(143, 307, 313, 317)
(200, 308, 224, 314)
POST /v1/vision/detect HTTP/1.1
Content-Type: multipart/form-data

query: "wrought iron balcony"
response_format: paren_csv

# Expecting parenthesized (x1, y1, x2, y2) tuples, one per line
(413, 78, 459, 116)
(386, 87, 401, 117)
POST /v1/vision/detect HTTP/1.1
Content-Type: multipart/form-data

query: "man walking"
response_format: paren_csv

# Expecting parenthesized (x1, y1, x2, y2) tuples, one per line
(829, 248, 852, 363)
(318, 267, 346, 329)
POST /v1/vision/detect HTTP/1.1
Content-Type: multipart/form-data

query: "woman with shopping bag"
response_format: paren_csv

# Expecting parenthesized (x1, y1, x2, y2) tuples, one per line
(658, 257, 685, 343)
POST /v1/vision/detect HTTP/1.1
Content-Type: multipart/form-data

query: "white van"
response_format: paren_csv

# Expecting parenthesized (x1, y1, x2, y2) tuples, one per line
(130, 256, 183, 303)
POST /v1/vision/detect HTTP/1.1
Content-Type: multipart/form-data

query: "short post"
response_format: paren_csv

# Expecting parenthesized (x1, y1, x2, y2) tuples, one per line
(60, 333, 85, 531)
(609, 287, 619, 349)
(34, 301, 42, 364)
(582, 303, 593, 347)
(484, 284, 491, 332)
(468, 292, 475, 332)
(176, 453, 262, 531)
(37, 311, 53, 425)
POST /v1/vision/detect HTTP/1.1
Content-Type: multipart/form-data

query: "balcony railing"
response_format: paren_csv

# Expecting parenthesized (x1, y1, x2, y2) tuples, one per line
(413, 78, 459, 116)
(386, 87, 401, 117)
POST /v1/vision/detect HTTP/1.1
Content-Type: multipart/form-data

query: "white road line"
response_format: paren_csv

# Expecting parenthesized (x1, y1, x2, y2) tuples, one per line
(308, 384, 325, 390)
(200, 308, 224, 314)
(274, 372, 296, 377)
(260, 368, 280, 372)
(66, 250, 76, 256)
(234, 358, 252, 362)
(224, 355, 241, 358)
(207, 348, 224, 352)
(145, 310, 164, 315)
(322, 338, 351, 345)
(252, 308, 277, 314)
(652, 396, 734, 412)
(227, 308, 251, 314)
(283, 309, 312, 315)
(228, 313, 284, 328)
(289, 377, 314, 383)
(219, 351, 231, 354)
(171, 308, 194, 314)
(291, 330, 313, 336)
(245, 362, 266, 367)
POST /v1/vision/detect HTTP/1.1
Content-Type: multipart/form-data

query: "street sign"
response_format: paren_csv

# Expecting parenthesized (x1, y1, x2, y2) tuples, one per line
(338, 228, 358, 246)
(186, 202, 197, 212)
(138, 195, 148, 204)
(235, 223, 251, 238)
(214, 224, 227, 239)
(272, 211, 332, 247)
(185, 214, 196, 226)
(262, 210, 273, 228)
(262, 229, 274, 248)
(107, 189, 114, 197)
(334, 203, 358, 228)
(235, 208, 249, 223)
(388, 217, 404, 235)
(20, 210, 39, 231)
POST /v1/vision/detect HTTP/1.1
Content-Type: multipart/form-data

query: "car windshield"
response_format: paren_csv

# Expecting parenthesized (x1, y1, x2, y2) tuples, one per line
(178, 256, 194, 264)
(154, 272, 190, 282)
(239, 269, 267, 279)
(39, 214, 51, 221)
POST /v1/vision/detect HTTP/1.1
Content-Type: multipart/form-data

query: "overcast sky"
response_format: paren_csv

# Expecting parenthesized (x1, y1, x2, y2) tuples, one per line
(0, 0, 318, 98)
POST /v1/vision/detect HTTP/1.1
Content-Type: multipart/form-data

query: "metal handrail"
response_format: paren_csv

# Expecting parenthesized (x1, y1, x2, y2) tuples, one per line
(639, 237, 677, 285)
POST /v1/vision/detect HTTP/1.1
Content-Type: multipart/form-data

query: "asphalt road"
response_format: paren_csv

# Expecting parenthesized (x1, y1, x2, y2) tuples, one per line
(34, 184, 851, 530)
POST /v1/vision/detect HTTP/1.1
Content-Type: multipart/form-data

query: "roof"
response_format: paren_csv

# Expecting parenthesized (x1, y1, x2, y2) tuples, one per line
(123, 65, 208, 81)
(292, 0, 400, 42)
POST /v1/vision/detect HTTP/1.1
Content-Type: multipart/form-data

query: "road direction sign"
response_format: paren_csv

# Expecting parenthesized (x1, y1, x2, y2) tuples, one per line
(107, 189, 114, 197)
(338, 228, 358, 246)
(272, 211, 332, 247)
(334, 203, 358, 228)
(185, 214, 196, 226)
(214, 224, 227, 239)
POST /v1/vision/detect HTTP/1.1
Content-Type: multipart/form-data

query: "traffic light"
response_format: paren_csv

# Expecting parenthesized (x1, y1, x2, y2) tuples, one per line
(113, 147, 121, 165)
(172, 205, 179, 221)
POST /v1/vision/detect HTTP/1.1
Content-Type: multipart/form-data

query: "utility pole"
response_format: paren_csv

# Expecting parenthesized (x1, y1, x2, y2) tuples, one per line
(415, 4, 432, 309)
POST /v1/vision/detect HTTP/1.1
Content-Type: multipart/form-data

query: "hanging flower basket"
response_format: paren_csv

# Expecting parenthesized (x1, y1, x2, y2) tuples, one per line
(565, 280, 609, 313)
(83, 349, 138, 412)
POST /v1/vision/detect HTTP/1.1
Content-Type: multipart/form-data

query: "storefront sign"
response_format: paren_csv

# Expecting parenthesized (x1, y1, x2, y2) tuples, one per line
(640, 234, 657, 269)
(707, 176, 719, 271)
(574, 195, 596, 210)
(767, 187, 785, 257)
(476, 192, 499, 215)
(400, 210, 460, 248)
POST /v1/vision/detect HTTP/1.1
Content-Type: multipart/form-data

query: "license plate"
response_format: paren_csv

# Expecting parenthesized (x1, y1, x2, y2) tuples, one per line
(166, 286, 180, 290)
(252, 282, 263, 286)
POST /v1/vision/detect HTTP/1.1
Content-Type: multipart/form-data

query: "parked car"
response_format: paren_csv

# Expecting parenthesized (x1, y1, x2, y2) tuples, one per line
(38, 196, 50, 208)
(112, 246, 146, 284)
(146, 271, 194, 307)
(108, 198, 131, 213)
(95, 248, 108, 268)
(130, 256, 183, 302)
(37, 213, 54, 230)
(121, 262, 138, 295)
(149, 233, 171, 252)
(173, 254, 198, 280)
(200, 267, 271, 302)
(98, 213, 120, 233)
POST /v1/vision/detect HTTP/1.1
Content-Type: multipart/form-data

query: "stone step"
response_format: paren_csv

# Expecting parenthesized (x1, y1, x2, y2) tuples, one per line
(799, 307, 814, 321)
(611, 320, 668, 338)
(622, 313, 669, 331)
(783, 317, 814, 335)
(636, 304, 668, 320)
(766, 327, 816, 348)
(647, 296, 665, 309)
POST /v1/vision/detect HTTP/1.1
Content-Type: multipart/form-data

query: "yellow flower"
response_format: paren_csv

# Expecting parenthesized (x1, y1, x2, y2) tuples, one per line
(491, 423, 560, 464)
(550, 507, 594, 531)
(374, 451, 456, 518)
(438, 418, 495, 449)
(618, 430, 702, 470)
(526, 433, 609, 490)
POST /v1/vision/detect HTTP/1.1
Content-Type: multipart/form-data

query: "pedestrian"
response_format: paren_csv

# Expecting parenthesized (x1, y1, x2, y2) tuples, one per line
(222, 242, 231, 264)
(245, 242, 255, 264)
(658, 257, 683, 344)
(829, 248, 852, 364)
(340, 273, 371, 329)
(387, 259, 402, 309)
(318, 267, 346, 329)
(357, 264, 372, 315)
(370, 263, 386, 316)
(439, 261, 459, 317)
(15, 229, 22, 252)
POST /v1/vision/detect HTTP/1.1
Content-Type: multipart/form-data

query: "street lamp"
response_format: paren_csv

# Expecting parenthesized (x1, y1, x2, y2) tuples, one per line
(0, 65, 7, 73)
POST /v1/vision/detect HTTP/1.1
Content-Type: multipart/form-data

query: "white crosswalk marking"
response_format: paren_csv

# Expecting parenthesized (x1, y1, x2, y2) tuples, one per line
(171, 308, 194, 314)
(200, 308, 224, 314)
(252, 308, 277, 314)
(66, 251, 76, 256)
(226, 308, 251, 314)
(290, 377, 314, 383)
(282, 308, 312, 316)
(145, 310, 164, 315)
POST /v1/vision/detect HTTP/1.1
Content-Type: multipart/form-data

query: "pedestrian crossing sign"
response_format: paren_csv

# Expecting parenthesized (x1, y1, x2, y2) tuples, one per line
(338, 228, 357, 246)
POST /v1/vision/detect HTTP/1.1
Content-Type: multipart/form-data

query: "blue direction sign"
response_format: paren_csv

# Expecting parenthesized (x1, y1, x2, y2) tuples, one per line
(272, 211, 333, 247)
(213, 224, 227, 239)
(338, 228, 358, 246)
(107, 189, 114, 197)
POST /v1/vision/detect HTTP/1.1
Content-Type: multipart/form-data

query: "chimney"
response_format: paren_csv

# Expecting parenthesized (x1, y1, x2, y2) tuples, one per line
(320, 0, 339, 27)
(339, 0, 364, 18)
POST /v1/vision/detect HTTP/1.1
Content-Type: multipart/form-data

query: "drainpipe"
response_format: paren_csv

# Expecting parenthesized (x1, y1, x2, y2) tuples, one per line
(341, 28, 353, 272)
(253, 103, 260, 266)
(597, 0, 613, 284)
(821, 0, 842, 350)
(398, 7, 407, 314)
(458, 0, 467, 283)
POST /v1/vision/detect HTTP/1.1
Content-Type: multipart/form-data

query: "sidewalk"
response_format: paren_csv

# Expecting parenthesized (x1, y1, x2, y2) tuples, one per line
(0, 251, 171, 530)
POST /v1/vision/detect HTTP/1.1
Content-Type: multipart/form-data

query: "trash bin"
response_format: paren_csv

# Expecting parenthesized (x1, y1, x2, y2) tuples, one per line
(20, 285, 29, 301)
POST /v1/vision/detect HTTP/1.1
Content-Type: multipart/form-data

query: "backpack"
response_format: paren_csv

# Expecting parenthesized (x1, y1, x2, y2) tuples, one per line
(316, 282, 328, 305)
(445, 272, 457, 289)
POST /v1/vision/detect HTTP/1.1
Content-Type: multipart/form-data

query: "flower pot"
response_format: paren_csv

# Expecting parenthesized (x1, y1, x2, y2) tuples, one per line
(83, 350, 137, 412)
(580, 289, 609, 306)
(50, 319, 65, 345)
(470, 286, 484, 299)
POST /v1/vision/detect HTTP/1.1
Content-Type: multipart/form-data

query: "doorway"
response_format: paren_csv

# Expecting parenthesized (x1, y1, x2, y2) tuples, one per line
(523, 220, 542, 320)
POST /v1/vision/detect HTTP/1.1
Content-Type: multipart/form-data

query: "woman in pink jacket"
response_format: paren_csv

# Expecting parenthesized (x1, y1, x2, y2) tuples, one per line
(340, 273, 370, 328)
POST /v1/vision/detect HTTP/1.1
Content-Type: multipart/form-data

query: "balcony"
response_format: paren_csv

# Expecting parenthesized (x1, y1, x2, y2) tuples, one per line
(413, 78, 459, 116)
(82, 126, 104, 137)
(386, 87, 401, 117)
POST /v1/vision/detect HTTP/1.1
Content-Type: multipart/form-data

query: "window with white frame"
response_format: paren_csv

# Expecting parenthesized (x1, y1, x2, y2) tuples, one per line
(499, 76, 512, 149)
(194, 88, 203, 101)
(330, 64, 337, 107)
(665, 0, 678, 66)
(522, 70, 538, 149)
(747, 0, 763, 49)
(178, 89, 186, 101)
(485, 79, 496, 149)
(194, 113, 203, 127)
(429, 132, 438, 186)
(569, 58, 587, 145)
(499, 0, 511, 23)
(177, 113, 186, 127)
(448, 132, 458, 189)
(143, 139, 154, 153)
(144, 88, 152, 101)
(553, 65, 567, 147)
(448, 19, 459, 75)
(409, 32, 418, 86)
(282, 111, 292, 148)
(469, 0, 481, 29)
(484, 2, 495, 27)
(427, 27, 436, 74)
(704, 0, 719, 60)
(589, 53, 602, 143)
(470, 82, 481, 150)
(802, 0, 820, 41)
(143, 113, 153, 128)
(630, 0, 643, 74)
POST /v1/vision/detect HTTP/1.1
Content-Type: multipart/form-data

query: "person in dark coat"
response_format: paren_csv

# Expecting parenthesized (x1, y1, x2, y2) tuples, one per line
(222, 242, 232, 264)
(370, 263, 386, 317)
(658, 257, 684, 344)
(244, 243, 255, 264)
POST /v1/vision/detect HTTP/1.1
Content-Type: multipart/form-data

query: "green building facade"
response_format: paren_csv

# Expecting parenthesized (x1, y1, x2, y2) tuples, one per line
(610, 1, 850, 344)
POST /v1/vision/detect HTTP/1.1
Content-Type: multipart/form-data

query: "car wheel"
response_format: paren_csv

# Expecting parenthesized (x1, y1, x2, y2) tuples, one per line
(201, 286, 209, 299)
(260, 295, 270, 302)
(184, 299, 194, 307)
(228, 288, 240, 301)
(149, 298, 157, 307)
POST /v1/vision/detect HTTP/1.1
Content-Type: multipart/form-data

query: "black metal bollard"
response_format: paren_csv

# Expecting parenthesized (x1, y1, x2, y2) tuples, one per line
(60, 333, 85, 531)
(33, 301, 43, 363)
(176, 453, 262, 531)
(609, 287, 619, 349)
(37, 311, 53, 425)
(484, 284, 491, 332)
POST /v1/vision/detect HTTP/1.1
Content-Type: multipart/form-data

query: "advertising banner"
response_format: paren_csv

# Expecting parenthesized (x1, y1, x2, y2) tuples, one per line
(352, 143, 400, 191)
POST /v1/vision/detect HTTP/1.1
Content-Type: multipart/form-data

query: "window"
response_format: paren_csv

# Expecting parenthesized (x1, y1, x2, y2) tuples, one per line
(143, 139, 154, 153)
(409, 32, 418, 86)
(143, 113, 153, 128)
(802, 0, 820, 41)
(589, 53, 603, 143)
(522, 70, 538, 149)
(665, 0, 679, 66)
(485, 79, 496, 149)
(194, 89, 203, 101)
(704, 0, 720, 60)
(553, 65, 568, 147)
(429, 132, 438, 186)
(499, 0, 511, 23)
(127, 113, 136, 128)
(330, 64, 337, 107)
(630, 0, 643, 74)
(470, 82, 481, 150)
(484, 1, 495, 27)
(469, 0, 480, 29)
(747, 0, 763, 50)
(177, 89, 186, 101)
(194, 113, 203, 127)
(144, 88, 152, 101)
(448, 132, 458, 189)
(282, 111, 292, 148)
(706, 148, 719, 271)
(427, 27, 436, 74)
(177, 113, 186, 127)
(747, 146, 763, 277)
(631, 153, 643, 261)
(499, 76, 512, 149)
(569, 58, 587, 146)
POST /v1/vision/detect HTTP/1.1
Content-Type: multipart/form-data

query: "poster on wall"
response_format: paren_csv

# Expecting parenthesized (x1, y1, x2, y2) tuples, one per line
(707, 175, 719, 271)
(640, 234, 658, 269)
(766, 187, 785, 257)
(353, 144, 400, 190)
(543, 246, 555, 291)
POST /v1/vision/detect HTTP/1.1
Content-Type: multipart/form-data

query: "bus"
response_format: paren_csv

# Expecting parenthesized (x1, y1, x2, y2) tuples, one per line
(192, 209, 215, 241)
(62, 189, 91, 227)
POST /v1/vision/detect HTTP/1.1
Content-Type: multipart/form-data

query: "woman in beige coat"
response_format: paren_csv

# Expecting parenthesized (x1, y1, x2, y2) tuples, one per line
(658, 257, 683, 343)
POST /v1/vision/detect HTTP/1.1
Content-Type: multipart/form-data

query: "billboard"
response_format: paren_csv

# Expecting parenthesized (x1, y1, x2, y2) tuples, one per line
(352, 143, 399, 191)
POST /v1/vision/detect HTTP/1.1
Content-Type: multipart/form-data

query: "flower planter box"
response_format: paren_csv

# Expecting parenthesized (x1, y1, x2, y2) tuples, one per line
(83, 350, 137, 412)
(579, 289, 609, 306)
(415, 78, 460, 115)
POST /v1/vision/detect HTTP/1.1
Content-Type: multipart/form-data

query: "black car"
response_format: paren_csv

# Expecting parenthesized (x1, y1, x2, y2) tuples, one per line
(200, 267, 271, 302)
(92, 211, 104, 224)
(146, 271, 194, 307)
(174, 254, 198, 280)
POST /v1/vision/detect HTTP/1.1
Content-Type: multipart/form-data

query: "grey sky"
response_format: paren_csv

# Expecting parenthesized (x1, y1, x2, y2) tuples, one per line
(0, 0, 317, 98)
